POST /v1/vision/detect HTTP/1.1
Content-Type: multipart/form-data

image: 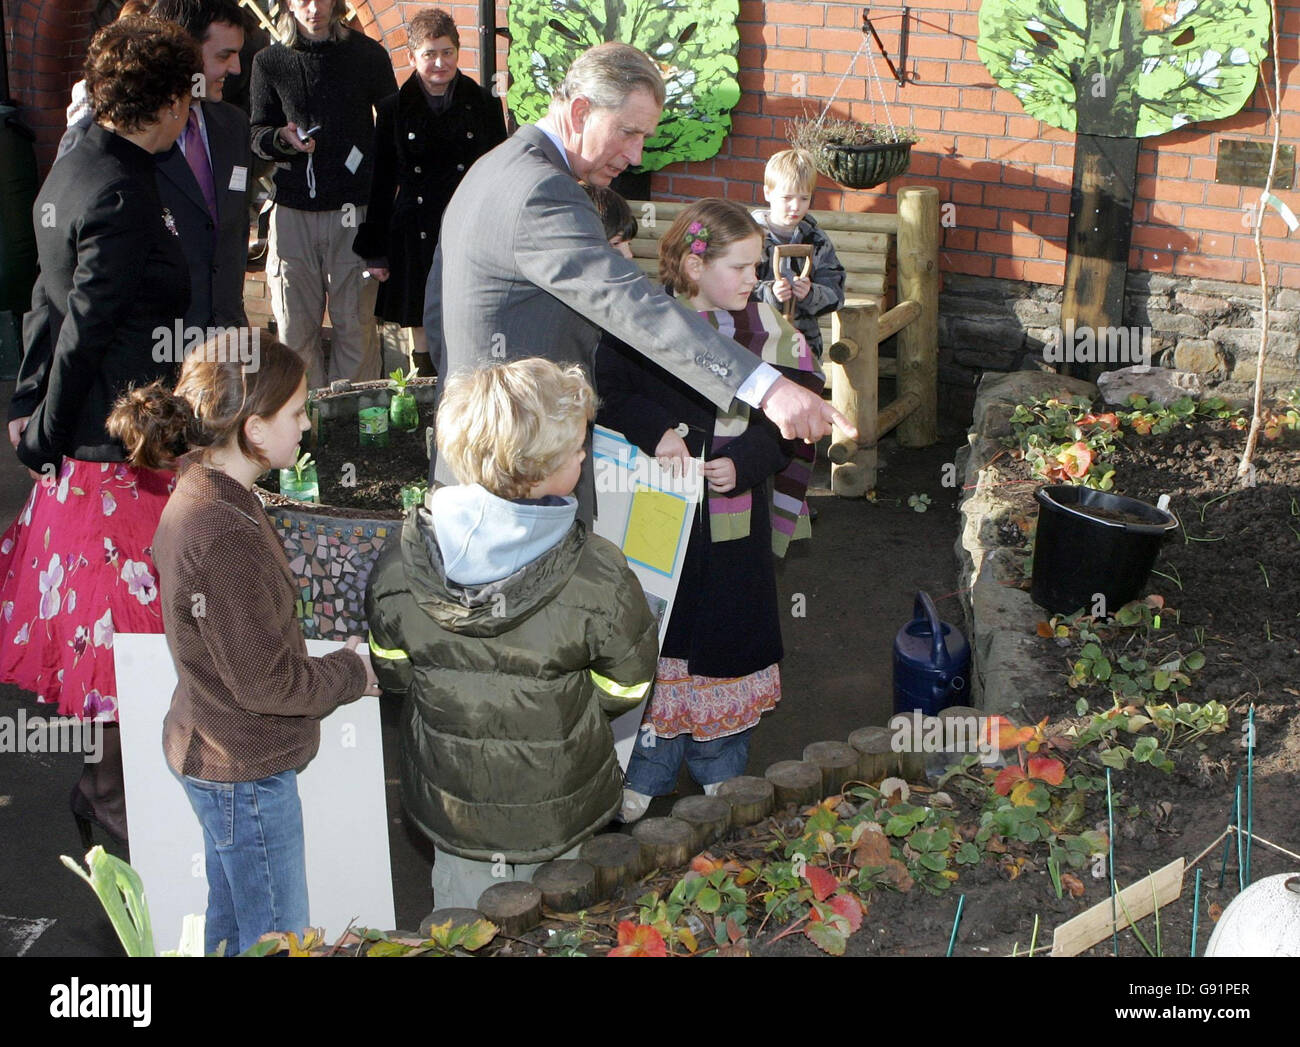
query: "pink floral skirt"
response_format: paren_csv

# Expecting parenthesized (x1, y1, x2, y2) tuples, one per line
(644, 656, 782, 742)
(0, 459, 175, 721)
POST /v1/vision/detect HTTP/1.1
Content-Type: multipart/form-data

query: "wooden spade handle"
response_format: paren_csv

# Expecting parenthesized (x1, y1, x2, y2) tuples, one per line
(771, 243, 814, 319)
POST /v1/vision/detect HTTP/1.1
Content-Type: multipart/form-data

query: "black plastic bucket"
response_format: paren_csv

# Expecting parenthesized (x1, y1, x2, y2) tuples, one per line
(1030, 485, 1179, 615)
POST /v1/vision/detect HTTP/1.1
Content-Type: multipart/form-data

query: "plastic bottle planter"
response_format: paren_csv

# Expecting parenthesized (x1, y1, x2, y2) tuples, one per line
(389, 391, 419, 432)
(304, 396, 320, 449)
(358, 405, 390, 449)
(1030, 485, 1179, 616)
(400, 481, 427, 510)
(278, 461, 319, 503)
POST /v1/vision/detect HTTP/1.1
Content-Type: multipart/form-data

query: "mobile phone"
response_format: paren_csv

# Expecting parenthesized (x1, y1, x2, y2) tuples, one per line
(299, 125, 321, 142)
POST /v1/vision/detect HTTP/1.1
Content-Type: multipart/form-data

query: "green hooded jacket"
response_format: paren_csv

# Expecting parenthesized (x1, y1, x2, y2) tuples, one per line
(365, 490, 658, 863)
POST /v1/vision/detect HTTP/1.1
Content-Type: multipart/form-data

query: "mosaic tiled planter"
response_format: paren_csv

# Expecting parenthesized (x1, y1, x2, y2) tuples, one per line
(257, 378, 437, 640)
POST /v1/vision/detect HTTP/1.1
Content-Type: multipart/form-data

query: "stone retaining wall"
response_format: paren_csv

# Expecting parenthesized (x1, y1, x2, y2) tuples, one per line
(936, 274, 1300, 417)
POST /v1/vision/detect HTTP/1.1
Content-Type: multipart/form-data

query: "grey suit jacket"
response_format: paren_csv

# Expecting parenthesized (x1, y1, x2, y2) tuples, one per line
(424, 124, 760, 520)
(58, 101, 251, 330)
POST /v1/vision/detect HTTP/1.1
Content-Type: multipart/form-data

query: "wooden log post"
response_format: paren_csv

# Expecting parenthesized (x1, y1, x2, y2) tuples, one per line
(579, 833, 644, 900)
(887, 712, 929, 782)
(895, 186, 939, 448)
(632, 817, 695, 872)
(848, 725, 899, 784)
(671, 795, 732, 851)
(802, 740, 861, 795)
(828, 304, 879, 497)
(531, 859, 599, 913)
(764, 760, 824, 808)
(419, 907, 485, 939)
(476, 881, 543, 937)
(715, 775, 776, 826)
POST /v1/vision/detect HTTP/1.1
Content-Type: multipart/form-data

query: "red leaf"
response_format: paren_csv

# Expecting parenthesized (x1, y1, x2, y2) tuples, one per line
(803, 865, 838, 902)
(990, 715, 1036, 751)
(993, 765, 1027, 796)
(827, 893, 865, 933)
(1028, 756, 1066, 786)
(607, 921, 668, 957)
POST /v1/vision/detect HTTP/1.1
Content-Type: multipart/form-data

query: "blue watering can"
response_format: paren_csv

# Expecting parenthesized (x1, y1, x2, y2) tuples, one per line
(892, 591, 970, 718)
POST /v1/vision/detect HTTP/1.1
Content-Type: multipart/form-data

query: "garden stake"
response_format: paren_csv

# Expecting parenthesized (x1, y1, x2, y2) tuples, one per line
(946, 894, 965, 957)
(1236, 776, 1244, 893)
(1246, 706, 1255, 884)
(1106, 768, 1117, 957)
(1216, 774, 1239, 890)
(1190, 869, 1202, 957)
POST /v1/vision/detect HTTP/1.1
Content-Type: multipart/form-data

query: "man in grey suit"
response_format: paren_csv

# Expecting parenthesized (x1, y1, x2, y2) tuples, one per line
(425, 43, 853, 521)
(57, 0, 251, 332)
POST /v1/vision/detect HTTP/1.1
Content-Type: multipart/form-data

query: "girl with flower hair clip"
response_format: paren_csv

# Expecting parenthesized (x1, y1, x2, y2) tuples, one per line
(596, 197, 824, 819)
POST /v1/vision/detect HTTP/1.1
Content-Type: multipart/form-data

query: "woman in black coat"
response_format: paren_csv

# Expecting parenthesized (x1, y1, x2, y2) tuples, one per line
(0, 17, 199, 846)
(353, 9, 507, 374)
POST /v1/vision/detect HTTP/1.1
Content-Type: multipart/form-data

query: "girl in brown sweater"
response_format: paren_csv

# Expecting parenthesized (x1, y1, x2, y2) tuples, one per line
(108, 333, 377, 955)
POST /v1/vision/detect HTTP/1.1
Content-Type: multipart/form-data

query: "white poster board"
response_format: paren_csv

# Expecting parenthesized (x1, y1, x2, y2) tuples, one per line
(592, 426, 703, 768)
(115, 634, 394, 953)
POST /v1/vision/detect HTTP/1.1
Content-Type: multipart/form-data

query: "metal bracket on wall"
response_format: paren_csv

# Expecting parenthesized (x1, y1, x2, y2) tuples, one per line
(863, 7, 911, 86)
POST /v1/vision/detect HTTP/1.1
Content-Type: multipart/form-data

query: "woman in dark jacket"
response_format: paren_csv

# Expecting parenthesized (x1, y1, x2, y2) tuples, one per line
(353, 8, 506, 374)
(0, 17, 200, 845)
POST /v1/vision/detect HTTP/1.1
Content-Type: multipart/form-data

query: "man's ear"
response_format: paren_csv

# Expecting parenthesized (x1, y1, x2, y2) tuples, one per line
(570, 95, 592, 133)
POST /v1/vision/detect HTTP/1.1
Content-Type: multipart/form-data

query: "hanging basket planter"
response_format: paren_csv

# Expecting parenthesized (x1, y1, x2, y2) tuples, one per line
(817, 139, 915, 190)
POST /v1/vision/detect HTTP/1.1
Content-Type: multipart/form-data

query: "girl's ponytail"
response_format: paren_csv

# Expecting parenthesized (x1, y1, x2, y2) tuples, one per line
(106, 381, 202, 470)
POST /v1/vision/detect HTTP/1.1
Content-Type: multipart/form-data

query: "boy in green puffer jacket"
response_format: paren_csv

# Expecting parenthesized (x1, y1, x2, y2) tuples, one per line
(365, 358, 658, 911)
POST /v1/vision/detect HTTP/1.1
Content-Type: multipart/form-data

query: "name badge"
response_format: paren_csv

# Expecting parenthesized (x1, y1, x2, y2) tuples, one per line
(228, 165, 248, 192)
(345, 147, 363, 174)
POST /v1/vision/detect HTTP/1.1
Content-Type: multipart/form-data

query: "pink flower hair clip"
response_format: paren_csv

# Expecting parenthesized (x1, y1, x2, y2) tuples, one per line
(683, 220, 710, 255)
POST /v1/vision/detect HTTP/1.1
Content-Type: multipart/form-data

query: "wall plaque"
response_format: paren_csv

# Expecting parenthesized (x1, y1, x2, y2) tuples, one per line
(1216, 140, 1295, 190)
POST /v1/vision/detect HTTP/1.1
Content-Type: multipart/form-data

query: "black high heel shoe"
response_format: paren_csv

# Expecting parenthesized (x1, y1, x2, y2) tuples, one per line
(70, 782, 127, 850)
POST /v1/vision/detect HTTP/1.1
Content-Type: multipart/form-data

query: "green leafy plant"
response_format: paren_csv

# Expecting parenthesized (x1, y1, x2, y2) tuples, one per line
(291, 449, 315, 484)
(506, 0, 742, 172)
(908, 492, 932, 512)
(62, 846, 155, 957)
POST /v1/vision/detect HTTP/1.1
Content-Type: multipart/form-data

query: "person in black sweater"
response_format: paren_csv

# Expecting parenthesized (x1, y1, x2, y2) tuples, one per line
(353, 8, 506, 376)
(250, 0, 397, 387)
(2, 17, 200, 847)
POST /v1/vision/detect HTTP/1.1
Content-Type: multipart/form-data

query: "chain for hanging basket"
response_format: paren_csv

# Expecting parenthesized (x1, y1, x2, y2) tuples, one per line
(802, 32, 914, 191)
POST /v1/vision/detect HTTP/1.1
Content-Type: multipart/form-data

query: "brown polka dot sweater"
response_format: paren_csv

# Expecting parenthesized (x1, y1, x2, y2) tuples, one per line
(154, 455, 366, 781)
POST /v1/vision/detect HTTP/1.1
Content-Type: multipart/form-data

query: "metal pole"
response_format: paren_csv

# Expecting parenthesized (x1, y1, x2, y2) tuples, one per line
(479, 0, 496, 86)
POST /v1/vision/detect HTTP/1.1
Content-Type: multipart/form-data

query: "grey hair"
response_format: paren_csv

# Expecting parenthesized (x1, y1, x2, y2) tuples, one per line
(550, 42, 666, 112)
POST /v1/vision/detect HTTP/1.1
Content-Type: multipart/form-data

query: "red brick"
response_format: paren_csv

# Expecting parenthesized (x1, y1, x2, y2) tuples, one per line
(1152, 152, 1190, 178)
(825, 4, 857, 27)
(778, 25, 809, 47)
(994, 140, 1055, 166)
(954, 135, 988, 159)
(1132, 225, 1191, 251)
(768, 50, 823, 73)
(1148, 177, 1204, 205)
(995, 186, 1048, 212)
(938, 157, 1000, 181)
(960, 88, 994, 110)
(907, 32, 960, 59)
(767, 3, 824, 26)
(941, 109, 1005, 135)
(1204, 183, 1248, 208)
(910, 59, 950, 83)
(1174, 255, 1244, 282)
(668, 176, 726, 198)
(1032, 168, 1073, 192)
(1021, 260, 1066, 285)
(1183, 206, 1254, 234)
(1148, 202, 1185, 226)
(946, 252, 993, 277)
(950, 181, 983, 205)
(807, 27, 863, 51)
(945, 60, 995, 86)
(1188, 158, 1218, 181)
(1001, 165, 1036, 187)
(909, 152, 940, 176)
(731, 114, 774, 138)
(712, 158, 767, 183)
(1030, 213, 1069, 239)
(909, 107, 944, 131)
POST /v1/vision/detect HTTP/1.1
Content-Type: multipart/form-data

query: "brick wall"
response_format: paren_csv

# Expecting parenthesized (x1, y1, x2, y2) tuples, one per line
(644, 0, 1299, 293)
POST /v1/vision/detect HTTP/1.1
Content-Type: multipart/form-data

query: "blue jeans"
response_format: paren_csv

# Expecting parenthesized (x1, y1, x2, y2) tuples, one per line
(625, 728, 753, 796)
(181, 770, 310, 956)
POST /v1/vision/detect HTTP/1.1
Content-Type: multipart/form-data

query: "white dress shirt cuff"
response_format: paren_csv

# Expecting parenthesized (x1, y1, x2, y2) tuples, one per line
(736, 362, 782, 408)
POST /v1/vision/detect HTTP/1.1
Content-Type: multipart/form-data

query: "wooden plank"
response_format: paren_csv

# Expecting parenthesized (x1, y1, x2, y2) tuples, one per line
(1060, 134, 1140, 382)
(895, 186, 939, 447)
(1049, 858, 1185, 957)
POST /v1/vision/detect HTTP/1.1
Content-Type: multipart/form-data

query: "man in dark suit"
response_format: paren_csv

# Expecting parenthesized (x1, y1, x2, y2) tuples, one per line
(425, 43, 853, 523)
(57, 0, 251, 332)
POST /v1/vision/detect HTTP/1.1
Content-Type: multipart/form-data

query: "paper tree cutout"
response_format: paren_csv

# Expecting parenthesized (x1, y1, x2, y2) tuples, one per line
(978, 0, 1272, 137)
(507, 0, 741, 172)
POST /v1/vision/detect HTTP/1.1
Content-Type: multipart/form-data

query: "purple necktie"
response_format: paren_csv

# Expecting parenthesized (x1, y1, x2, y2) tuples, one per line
(184, 108, 218, 220)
